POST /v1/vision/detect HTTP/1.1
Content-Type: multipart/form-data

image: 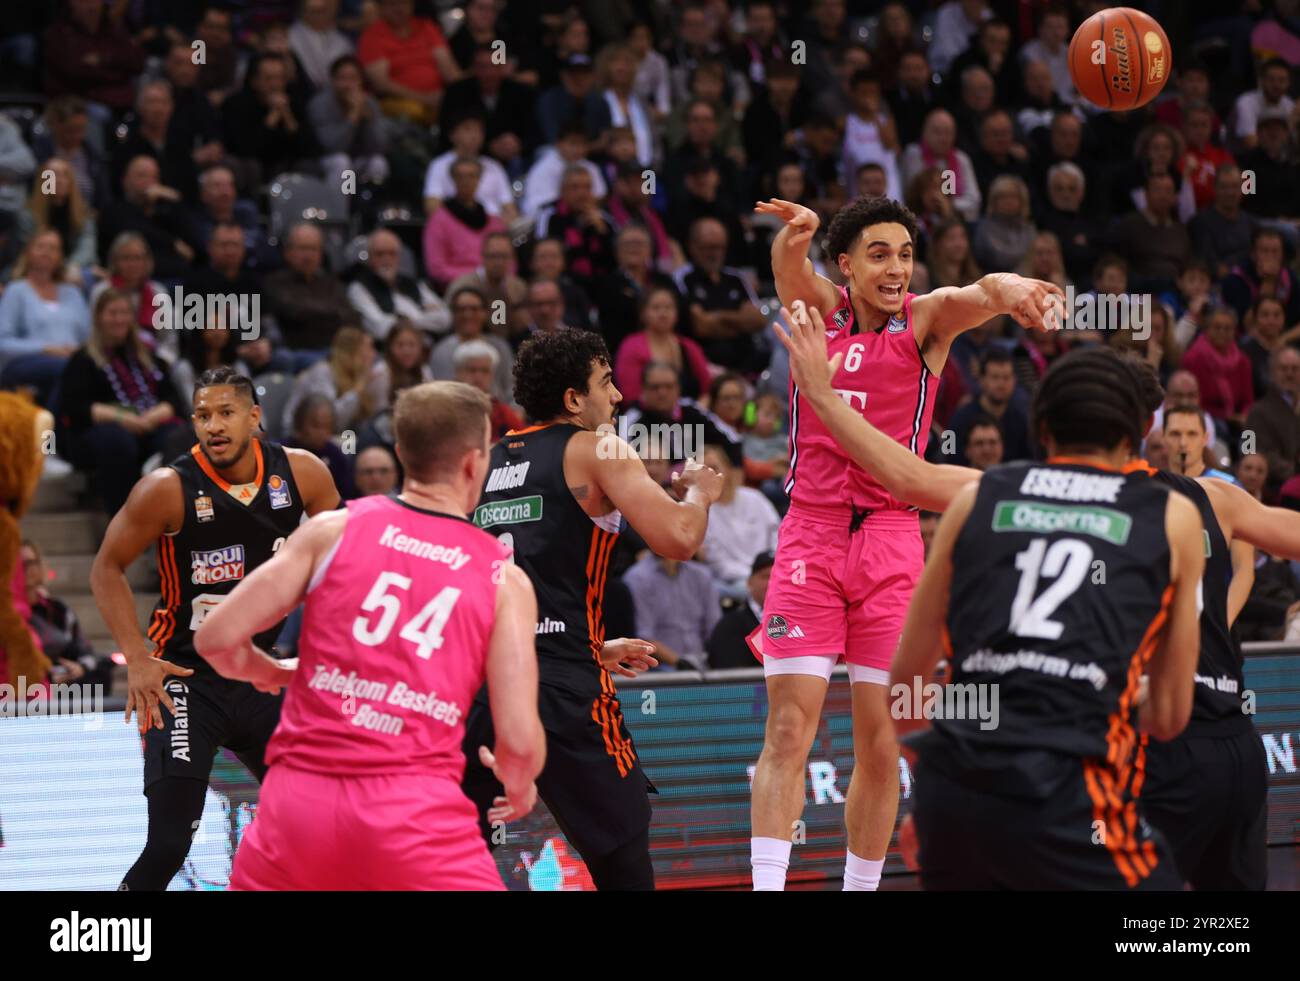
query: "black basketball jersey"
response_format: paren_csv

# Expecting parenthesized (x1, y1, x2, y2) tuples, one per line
(147, 440, 305, 673)
(1143, 466, 1249, 736)
(473, 423, 619, 699)
(918, 460, 1175, 797)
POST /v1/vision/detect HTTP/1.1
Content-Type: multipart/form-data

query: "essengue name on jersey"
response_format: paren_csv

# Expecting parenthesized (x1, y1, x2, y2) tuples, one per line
(1019, 468, 1124, 503)
(190, 545, 245, 585)
(378, 524, 473, 570)
(485, 460, 530, 492)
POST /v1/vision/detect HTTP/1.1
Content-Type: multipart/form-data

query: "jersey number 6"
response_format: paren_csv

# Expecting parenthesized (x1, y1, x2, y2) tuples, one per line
(352, 570, 462, 659)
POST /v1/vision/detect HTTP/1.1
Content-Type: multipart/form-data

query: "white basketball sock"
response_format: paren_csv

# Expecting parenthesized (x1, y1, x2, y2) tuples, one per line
(843, 850, 883, 891)
(751, 837, 792, 891)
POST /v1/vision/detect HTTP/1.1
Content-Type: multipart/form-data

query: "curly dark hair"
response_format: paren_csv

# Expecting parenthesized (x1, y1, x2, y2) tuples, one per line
(513, 328, 611, 422)
(1030, 346, 1145, 455)
(825, 196, 919, 260)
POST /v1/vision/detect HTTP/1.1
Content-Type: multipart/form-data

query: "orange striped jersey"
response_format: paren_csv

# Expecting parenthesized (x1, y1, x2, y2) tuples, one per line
(915, 458, 1175, 799)
(473, 423, 621, 700)
(147, 439, 305, 674)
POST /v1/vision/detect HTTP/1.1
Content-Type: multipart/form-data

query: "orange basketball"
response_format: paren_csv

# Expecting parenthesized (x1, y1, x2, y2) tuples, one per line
(1068, 7, 1172, 111)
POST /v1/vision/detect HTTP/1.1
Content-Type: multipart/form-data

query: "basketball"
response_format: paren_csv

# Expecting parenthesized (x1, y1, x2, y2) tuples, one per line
(1068, 7, 1172, 111)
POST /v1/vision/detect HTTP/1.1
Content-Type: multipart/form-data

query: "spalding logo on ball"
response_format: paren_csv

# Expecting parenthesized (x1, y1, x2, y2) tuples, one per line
(1068, 6, 1171, 111)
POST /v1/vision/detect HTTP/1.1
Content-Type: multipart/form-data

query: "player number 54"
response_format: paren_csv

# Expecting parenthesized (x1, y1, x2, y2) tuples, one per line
(352, 570, 462, 659)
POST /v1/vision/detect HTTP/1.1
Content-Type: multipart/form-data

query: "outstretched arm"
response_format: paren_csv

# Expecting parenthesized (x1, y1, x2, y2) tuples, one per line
(910, 273, 1064, 351)
(773, 303, 981, 511)
(1202, 476, 1300, 559)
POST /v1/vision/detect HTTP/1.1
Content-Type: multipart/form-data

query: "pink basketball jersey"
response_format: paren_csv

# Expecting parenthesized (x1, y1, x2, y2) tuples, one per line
(786, 286, 938, 511)
(266, 495, 508, 777)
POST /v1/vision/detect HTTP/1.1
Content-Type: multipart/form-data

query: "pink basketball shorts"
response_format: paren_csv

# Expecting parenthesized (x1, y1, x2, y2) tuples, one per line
(760, 504, 923, 683)
(229, 764, 504, 891)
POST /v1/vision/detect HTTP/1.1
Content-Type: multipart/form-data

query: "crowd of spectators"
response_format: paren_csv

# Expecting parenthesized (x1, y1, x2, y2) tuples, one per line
(8, 0, 1300, 655)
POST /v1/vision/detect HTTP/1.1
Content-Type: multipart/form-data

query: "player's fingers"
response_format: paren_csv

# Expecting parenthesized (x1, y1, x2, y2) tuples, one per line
(151, 701, 164, 731)
(157, 688, 177, 717)
(164, 662, 195, 676)
(828, 351, 845, 375)
(771, 321, 792, 351)
(124, 691, 135, 726)
(478, 745, 496, 769)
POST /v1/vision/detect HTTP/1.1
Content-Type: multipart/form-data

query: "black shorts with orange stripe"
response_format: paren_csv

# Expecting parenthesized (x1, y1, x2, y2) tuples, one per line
(913, 753, 1182, 891)
(141, 672, 283, 791)
(461, 683, 655, 863)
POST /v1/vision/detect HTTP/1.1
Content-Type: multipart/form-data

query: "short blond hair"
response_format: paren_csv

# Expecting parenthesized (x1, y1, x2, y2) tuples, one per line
(392, 381, 491, 483)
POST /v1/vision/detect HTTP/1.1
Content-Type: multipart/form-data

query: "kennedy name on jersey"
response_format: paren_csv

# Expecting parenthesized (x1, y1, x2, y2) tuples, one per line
(378, 523, 473, 570)
(485, 460, 530, 492)
(190, 545, 245, 585)
(1019, 468, 1124, 503)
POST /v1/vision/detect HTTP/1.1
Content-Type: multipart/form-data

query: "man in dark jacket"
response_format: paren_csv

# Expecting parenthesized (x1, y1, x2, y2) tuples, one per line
(706, 551, 773, 669)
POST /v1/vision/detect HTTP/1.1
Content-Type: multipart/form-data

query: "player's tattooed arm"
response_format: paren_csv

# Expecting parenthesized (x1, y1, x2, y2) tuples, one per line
(774, 304, 981, 511)
(891, 480, 979, 739)
(285, 446, 343, 514)
(1144, 492, 1205, 742)
(90, 468, 194, 732)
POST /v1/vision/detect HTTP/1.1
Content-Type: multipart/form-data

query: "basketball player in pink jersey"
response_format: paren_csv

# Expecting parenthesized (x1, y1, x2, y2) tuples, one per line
(747, 195, 1063, 890)
(194, 382, 546, 890)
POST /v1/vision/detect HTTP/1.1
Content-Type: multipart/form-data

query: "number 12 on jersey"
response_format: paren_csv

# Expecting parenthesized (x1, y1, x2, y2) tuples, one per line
(352, 570, 462, 659)
(1009, 538, 1094, 640)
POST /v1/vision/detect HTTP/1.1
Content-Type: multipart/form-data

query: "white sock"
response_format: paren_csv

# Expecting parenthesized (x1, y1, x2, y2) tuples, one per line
(843, 850, 883, 891)
(751, 837, 792, 891)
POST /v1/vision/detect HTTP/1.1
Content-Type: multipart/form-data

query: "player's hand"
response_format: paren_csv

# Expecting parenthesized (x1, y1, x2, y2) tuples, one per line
(479, 745, 538, 824)
(247, 652, 297, 695)
(899, 813, 920, 872)
(1001, 275, 1066, 332)
(772, 302, 842, 399)
(124, 656, 195, 734)
(754, 198, 820, 249)
(600, 637, 659, 677)
(671, 458, 724, 504)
